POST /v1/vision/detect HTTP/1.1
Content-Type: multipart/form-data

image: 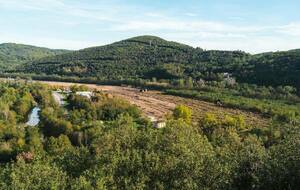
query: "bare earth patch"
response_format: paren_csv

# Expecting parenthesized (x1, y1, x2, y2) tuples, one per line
(36, 80, 269, 126)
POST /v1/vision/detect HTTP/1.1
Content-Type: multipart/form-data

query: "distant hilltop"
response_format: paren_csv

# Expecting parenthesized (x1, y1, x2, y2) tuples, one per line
(0, 35, 299, 89)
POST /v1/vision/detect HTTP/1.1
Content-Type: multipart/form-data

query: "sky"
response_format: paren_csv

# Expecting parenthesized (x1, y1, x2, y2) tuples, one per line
(0, 0, 300, 53)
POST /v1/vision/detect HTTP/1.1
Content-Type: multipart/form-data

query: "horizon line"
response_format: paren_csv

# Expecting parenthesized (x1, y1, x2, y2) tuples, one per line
(0, 35, 298, 54)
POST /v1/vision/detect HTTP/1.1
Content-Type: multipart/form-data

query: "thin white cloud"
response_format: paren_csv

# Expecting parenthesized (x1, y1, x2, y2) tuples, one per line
(108, 17, 300, 53)
(0, 0, 300, 53)
(110, 19, 274, 34)
(145, 12, 166, 18)
(278, 22, 300, 37)
(185, 13, 198, 17)
(228, 16, 244, 21)
(163, 32, 300, 53)
(0, 0, 64, 11)
(0, 32, 99, 50)
(0, 0, 117, 22)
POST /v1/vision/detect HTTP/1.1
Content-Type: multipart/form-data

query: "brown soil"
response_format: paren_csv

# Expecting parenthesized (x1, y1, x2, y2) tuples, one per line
(35, 80, 269, 126)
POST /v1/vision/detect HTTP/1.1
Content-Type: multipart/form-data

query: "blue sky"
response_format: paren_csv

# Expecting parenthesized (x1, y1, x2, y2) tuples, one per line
(0, 0, 300, 53)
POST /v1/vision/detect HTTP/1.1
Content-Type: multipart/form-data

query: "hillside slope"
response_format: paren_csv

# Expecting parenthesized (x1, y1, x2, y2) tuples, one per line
(14, 36, 300, 89)
(20, 36, 249, 80)
(0, 43, 70, 69)
(238, 49, 300, 89)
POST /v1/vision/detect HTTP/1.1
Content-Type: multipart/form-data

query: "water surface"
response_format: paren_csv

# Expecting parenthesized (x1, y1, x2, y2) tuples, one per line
(26, 107, 41, 126)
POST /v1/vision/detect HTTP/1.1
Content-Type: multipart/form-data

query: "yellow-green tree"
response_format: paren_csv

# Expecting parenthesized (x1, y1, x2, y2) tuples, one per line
(173, 105, 192, 124)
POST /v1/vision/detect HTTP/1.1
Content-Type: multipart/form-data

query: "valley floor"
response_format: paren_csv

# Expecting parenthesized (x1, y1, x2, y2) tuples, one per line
(34, 80, 268, 126)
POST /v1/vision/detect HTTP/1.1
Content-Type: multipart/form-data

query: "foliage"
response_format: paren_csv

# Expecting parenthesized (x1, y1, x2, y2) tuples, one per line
(8, 35, 298, 94)
(0, 81, 299, 189)
(17, 36, 250, 83)
(166, 87, 300, 124)
(172, 104, 192, 123)
(0, 43, 69, 70)
(239, 50, 300, 91)
(0, 158, 68, 190)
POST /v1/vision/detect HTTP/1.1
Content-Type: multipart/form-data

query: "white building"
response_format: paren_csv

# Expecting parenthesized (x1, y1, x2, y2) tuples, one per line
(76, 91, 94, 99)
(149, 116, 166, 129)
(155, 121, 166, 129)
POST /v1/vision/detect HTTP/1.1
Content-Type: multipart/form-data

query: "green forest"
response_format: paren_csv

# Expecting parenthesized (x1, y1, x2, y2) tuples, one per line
(0, 35, 299, 189)
(0, 79, 299, 189)
(0, 43, 69, 70)
(4, 36, 299, 92)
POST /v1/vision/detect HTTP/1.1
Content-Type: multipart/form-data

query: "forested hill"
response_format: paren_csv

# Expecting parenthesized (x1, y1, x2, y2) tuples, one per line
(13, 35, 300, 89)
(19, 36, 250, 80)
(0, 43, 70, 69)
(238, 49, 300, 89)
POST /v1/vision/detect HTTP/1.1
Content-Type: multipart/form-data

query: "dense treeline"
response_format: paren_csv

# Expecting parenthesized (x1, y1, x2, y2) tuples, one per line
(2, 72, 299, 124)
(16, 36, 249, 81)
(165, 83, 300, 124)
(8, 35, 299, 92)
(0, 81, 56, 162)
(0, 82, 299, 189)
(238, 50, 300, 90)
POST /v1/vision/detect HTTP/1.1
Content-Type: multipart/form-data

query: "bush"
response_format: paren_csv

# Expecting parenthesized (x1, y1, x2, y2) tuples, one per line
(172, 105, 192, 123)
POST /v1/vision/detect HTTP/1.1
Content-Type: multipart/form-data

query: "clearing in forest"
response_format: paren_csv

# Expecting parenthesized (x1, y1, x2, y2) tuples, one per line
(36, 80, 269, 126)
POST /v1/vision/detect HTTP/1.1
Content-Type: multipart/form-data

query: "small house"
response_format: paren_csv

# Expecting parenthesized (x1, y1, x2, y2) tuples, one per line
(76, 91, 94, 99)
(154, 121, 166, 129)
(149, 116, 166, 128)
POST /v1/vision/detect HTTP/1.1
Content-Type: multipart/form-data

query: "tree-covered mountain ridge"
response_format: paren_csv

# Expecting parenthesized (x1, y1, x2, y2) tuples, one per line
(6, 35, 300, 89)
(0, 43, 70, 69)
(17, 35, 250, 79)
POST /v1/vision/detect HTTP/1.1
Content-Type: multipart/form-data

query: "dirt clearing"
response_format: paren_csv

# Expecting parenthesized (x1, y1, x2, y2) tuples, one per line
(35, 80, 269, 126)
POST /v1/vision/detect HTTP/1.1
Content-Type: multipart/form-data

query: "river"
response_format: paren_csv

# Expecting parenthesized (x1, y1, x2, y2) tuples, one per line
(26, 91, 67, 127)
(26, 107, 41, 127)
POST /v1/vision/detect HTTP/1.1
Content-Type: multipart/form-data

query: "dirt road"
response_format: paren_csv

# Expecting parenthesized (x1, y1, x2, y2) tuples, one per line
(36, 80, 268, 126)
